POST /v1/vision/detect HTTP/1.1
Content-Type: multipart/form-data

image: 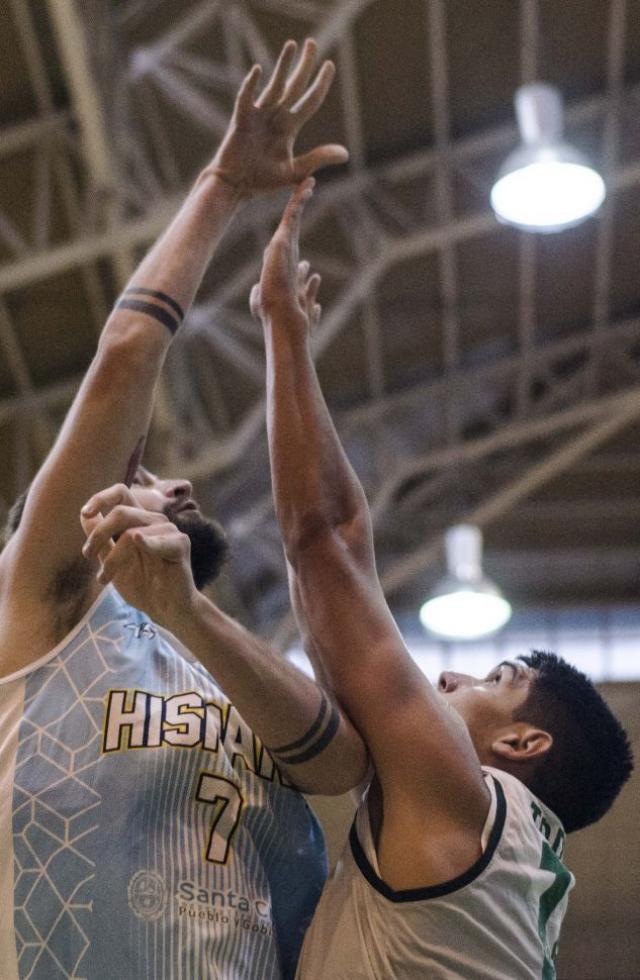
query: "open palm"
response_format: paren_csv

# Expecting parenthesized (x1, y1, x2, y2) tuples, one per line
(209, 39, 348, 197)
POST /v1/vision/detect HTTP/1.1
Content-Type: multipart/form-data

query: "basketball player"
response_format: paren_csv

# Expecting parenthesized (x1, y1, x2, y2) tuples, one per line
(250, 179, 634, 979)
(0, 43, 367, 980)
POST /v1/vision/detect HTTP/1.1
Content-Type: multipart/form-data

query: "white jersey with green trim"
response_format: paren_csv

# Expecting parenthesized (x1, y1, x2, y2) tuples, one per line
(0, 585, 327, 980)
(296, 767, 574, 980)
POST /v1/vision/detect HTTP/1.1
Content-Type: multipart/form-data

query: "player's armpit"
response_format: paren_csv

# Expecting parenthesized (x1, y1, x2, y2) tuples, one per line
(371, 786, 489, 893)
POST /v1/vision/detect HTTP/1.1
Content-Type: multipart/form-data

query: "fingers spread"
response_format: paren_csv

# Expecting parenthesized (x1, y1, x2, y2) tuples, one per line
(292, 144, 349, 181)
(290, 61, 336, 128)
(234, 63, 263, 115)
(281, 37, 317, 108)
(256, 40, 297, 107)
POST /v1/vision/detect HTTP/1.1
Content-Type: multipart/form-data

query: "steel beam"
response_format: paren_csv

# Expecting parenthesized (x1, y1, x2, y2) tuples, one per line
(380, 395, 640, 596)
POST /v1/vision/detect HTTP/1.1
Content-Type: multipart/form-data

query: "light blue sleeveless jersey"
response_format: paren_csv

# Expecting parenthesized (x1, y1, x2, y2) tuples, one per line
(0, 586, 327, 980)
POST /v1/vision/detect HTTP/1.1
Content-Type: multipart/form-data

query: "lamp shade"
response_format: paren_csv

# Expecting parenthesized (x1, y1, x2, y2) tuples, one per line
(490, 84, 605, 233)
(419, 525, 512, 640)
(419, 581, 512, 640)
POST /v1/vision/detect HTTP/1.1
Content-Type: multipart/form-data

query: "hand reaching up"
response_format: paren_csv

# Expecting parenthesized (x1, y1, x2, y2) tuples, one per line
(250, 178, 321, 328)
(208, 39, 348, 198)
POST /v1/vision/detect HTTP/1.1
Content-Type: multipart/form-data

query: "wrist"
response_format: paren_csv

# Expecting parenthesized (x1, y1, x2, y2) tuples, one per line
(159, 586, 203, 637)
(194, 168, 245, 208)
(262, 308, 311, 337)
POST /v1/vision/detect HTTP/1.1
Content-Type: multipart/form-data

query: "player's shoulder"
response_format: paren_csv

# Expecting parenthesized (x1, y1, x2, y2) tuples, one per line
(482, 765, 567, 860)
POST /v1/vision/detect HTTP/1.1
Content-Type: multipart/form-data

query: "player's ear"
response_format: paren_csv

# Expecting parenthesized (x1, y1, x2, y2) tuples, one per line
(492, 723, 552, 762)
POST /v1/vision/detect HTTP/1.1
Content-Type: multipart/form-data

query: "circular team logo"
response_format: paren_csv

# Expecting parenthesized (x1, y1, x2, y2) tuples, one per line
(128, 870, 168, 921)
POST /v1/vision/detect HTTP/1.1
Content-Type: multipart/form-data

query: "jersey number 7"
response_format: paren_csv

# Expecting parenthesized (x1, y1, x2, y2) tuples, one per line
(196, 773, 244, 865)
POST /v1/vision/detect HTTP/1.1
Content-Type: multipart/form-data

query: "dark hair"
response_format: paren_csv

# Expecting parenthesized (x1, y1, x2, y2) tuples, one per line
(1, 487, 28, 549)
(515, 650, 633, 833)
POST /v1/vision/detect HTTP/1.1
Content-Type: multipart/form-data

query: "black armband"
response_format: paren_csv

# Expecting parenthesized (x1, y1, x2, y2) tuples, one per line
(116, 287, 185, 336)
(269, 691, 340, 766)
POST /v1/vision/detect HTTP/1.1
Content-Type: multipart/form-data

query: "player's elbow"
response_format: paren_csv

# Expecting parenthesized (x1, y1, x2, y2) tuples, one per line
(284, 511, 372, 571)
(93, 328, 162, 390)
(282, 511, 334, 567)
(302, 739, 371, 797)
(330, 744, 371, 796)
(97, 306, 169, 362)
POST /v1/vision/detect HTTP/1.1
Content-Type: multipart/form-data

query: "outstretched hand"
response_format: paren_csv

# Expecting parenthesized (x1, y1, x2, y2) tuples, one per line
(250, 178, 322, 328)
(80, 484, 197, 629)
(209, 38, 348, 197)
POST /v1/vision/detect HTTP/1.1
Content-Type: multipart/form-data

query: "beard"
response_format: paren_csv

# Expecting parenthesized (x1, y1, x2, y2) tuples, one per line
(164, 502, 230, 590)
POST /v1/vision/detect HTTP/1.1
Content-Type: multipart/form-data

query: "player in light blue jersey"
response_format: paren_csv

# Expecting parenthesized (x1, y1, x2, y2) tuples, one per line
(248, 181, 634, 979)
(0, 41, 368, 980)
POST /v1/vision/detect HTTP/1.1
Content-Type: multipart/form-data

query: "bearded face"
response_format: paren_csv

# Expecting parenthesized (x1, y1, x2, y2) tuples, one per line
(163, 500, 230, 590)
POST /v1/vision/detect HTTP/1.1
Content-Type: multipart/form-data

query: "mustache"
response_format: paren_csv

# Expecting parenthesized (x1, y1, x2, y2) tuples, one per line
(164, 497, 200, 520)
(163, 502, 230, 590)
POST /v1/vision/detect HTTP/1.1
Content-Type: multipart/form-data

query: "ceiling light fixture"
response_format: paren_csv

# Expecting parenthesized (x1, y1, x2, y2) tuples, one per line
(490, 82, 606, 233)
(419, 524, 512, 640)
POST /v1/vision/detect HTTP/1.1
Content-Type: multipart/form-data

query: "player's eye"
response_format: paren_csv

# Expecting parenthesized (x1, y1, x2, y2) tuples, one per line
(487, 668, 502, 684)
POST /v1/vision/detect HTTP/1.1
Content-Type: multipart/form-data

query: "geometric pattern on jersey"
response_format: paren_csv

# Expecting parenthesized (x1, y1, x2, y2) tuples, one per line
(5, 586, 327, 980)
(296, 767, 574, 980)
(12, 612, 111, 980)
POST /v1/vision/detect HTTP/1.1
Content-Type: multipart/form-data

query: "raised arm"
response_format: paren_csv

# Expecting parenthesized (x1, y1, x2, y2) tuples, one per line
(252, 183, 490, 887)
(0, 40, 347, 675)
(79, 483, 368, 796)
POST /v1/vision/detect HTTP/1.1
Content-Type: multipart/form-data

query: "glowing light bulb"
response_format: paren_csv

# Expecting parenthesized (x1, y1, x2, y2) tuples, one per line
(491, 84, 605, 233)
(419, 525, 512, 641)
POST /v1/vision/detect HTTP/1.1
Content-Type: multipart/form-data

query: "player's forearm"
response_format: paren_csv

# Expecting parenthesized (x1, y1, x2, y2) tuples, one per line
(28, 174, 242, 547)
(98, 172, 240, 360)
(263, 307, 400, 739)
(287, 559, 339, 694)
(164, 591, 368, 794)
(77, 172, 242, 479)
(263, 315, 372, 561)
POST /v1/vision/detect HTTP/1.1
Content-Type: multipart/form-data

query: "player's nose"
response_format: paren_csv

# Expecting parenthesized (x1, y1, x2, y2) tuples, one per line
(163, 478, 193, 500)
(437, 671, 473, 693)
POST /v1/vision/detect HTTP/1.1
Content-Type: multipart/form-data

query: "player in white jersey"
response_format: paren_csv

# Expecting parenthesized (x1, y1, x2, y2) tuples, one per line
(248, 181, 634, 979)
(296, 766, 570, 979)
(0, 42, 368, 980)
